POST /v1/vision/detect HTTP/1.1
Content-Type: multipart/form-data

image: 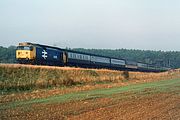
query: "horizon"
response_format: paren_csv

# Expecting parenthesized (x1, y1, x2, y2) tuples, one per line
(1, 42, 179, 53)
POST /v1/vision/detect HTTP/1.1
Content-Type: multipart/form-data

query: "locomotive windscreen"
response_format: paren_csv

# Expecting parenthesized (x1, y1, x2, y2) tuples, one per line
(17, 46, 33, 51)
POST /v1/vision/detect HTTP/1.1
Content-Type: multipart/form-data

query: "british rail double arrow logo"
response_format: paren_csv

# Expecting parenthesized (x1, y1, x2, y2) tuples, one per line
(42, 50, 48, 59)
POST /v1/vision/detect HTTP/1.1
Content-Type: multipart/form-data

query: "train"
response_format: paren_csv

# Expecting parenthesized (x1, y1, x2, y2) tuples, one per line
(16, 42, 170, 72)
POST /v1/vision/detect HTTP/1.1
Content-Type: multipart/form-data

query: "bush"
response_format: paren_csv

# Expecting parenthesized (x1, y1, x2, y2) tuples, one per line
(122, 71, 129, 80)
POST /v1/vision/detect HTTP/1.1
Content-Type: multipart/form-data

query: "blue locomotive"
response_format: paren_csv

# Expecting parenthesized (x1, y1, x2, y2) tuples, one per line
(16, 42, 169, 72)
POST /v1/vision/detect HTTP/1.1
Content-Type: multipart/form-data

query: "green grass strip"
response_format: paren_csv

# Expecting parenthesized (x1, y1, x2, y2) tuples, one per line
(1, 78, 180, 110)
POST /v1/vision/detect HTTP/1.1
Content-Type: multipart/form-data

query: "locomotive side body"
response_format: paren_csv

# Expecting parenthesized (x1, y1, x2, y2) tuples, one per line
(35, 46, 64, 66)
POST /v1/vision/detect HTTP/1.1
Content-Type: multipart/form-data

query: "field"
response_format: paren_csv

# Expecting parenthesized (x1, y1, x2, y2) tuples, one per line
(0, 64, 180, 120)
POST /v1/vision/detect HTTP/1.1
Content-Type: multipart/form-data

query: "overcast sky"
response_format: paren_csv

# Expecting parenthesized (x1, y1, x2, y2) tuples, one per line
(0, 0, 180, 51)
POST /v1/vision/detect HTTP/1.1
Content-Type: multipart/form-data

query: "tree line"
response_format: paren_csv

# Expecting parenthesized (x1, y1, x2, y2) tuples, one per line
(0, 46, 16, 63)
(0, 46, 180, 68)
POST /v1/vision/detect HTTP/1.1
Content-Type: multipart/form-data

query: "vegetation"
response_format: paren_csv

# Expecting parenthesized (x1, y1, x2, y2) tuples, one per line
(1, 45, 180, 68)
(0, 64, 123, 92)
(1, 78, 179, 110)
(0, 64, 179, 93)
(0, 46, 16, 63)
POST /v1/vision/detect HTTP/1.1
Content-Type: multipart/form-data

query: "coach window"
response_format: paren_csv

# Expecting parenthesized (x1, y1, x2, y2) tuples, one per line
(80, 55, 82, 60)
(70, 53, 72, 58)
(80, 55, 82, 59)
(71, 53, 73, 58)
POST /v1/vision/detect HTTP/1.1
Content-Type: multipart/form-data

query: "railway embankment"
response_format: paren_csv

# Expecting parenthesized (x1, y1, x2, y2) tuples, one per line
(0, 64, 179, 93)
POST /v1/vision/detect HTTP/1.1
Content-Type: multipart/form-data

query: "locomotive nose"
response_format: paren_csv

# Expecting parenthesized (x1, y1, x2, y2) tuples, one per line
(16, 50, 31, 59)
(16, 46, 35, 60)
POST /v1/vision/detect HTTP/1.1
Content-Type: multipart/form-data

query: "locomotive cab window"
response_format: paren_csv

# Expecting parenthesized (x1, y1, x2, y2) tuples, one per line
(17, 46, 33, 51)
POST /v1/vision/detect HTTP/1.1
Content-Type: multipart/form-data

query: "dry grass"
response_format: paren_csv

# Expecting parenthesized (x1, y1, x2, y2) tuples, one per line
(0, 64, 179, 91)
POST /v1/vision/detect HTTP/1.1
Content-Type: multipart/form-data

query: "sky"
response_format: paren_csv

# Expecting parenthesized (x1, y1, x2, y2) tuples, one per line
(0, 0, 180, 51)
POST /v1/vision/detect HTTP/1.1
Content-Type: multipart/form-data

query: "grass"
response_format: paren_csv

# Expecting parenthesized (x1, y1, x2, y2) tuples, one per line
(0, 64, 124, 92)
(1, 78, 179, 110)
(0, 64, 178, 93)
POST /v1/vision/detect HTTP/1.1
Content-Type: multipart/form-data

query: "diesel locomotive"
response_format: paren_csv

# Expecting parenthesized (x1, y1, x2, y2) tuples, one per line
(16, 42, 169, 72)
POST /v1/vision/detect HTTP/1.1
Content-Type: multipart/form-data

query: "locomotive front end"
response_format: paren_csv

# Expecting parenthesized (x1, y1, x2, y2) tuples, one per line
(16, 43, 36, 64)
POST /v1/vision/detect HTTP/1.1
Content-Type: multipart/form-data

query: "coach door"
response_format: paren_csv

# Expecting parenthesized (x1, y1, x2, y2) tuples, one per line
(62, 52, 67, 65)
